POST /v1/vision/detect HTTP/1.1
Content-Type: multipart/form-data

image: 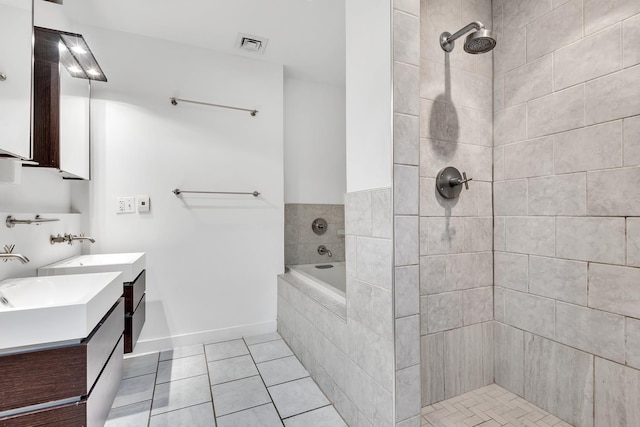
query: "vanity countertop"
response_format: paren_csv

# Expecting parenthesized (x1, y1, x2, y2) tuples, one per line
(38, 252, 146, 283)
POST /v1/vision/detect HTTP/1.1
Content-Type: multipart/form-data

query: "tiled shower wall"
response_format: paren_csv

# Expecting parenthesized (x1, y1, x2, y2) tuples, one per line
(278, 189, 394, 426)
(493, 1, 640, 426)
(284, 204, 345, 265)
(417, 0, 494, 407)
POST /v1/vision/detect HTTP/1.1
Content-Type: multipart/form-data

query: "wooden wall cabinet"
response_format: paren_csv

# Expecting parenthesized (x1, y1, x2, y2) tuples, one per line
(33, 27, 90, 180)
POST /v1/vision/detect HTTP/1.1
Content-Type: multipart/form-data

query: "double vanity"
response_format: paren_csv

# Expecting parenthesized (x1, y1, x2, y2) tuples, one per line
(0, 253, 146, 426)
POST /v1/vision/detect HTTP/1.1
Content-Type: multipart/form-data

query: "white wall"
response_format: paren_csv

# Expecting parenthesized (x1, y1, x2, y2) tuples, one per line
(345, 0, 392, 192)
(81, 26, 284, 352)
(284, 78, 346, 204)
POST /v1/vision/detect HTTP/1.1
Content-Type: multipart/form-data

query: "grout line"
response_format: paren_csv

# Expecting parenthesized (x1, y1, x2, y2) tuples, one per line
(242, 336, 283, 421)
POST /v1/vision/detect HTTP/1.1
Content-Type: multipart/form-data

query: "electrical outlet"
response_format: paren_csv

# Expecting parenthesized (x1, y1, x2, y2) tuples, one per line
(117, 197, 136, 214)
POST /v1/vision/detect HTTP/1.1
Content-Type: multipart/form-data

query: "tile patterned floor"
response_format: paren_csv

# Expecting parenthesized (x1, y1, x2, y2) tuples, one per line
(421, 384, 574, 427)
(106, 332, 347, 427)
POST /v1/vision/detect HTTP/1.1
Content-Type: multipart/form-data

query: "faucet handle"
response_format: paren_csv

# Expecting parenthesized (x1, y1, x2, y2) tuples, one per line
(3, 245, 14, 254)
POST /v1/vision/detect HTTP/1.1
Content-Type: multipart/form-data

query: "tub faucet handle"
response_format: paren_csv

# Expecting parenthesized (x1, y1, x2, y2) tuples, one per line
(317, 245, 332, 257)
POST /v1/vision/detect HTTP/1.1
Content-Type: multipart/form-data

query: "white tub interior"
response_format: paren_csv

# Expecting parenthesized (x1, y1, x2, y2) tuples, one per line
(287, 262, 346, 299)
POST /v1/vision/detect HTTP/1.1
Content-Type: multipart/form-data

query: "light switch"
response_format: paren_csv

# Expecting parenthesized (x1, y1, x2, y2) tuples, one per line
(117, 197, 135, 214)
(137, 195, 150, 213)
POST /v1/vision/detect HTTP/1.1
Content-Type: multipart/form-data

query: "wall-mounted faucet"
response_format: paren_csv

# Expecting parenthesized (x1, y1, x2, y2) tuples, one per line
(0, 245, 29, 264)
(317, 245, 332, 258)
(50, 233, 96, 245)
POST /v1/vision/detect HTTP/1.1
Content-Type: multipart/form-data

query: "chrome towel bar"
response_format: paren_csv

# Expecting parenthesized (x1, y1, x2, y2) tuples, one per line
(170, 97, 258, 117)
(6, 215, 60, 228)
(173, 189, 260, 197)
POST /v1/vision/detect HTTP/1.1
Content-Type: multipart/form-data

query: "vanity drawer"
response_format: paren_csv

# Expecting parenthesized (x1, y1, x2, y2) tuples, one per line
(0, 298, 124, 413)
(124, 293, 146, 353)
(124, 270, 145, 314)
(0, 337, 124, 427)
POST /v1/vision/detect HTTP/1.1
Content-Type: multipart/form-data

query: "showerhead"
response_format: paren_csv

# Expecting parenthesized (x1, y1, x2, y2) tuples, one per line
(464, 29, 497, 54)
(440, 22, 497, 54)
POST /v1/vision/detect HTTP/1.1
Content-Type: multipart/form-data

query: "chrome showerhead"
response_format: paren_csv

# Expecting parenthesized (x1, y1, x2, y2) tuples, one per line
(464, 29, 497, 54)
(440, 21, 497, 54)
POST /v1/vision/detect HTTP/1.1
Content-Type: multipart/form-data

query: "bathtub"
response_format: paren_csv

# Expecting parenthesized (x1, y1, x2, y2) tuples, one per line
(286, 262, 346, 301)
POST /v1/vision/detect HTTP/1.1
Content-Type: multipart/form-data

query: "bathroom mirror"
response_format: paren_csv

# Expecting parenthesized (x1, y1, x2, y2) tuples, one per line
(0, 0, 34, 159)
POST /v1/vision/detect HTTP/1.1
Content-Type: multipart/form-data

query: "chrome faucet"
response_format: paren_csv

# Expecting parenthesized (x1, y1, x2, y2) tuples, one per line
(65, 234, 96, 245)
(317, 245, 332, 257)
(0, 245, 29, 264)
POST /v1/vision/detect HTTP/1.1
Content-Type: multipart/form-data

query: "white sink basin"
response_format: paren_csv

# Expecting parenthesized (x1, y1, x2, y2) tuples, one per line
(38, 253, 145, 283)
(0, 272, 123, 350)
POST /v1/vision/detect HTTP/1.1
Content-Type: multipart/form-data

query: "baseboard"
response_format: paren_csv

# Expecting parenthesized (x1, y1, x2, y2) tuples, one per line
(130, 320, 278, 356)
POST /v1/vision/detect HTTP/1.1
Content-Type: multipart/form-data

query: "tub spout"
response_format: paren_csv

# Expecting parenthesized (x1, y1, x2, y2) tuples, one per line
(317, 245, 332, 257)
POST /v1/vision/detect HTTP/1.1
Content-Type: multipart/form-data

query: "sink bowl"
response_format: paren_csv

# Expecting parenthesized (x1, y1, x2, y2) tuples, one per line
(38, 253, 145, 283)
(0, 272, 123, 350)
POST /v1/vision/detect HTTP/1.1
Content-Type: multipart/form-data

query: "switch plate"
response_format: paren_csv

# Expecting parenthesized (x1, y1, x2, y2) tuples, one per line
(137, 195, 150, 213)
(117, 197, 135, 214)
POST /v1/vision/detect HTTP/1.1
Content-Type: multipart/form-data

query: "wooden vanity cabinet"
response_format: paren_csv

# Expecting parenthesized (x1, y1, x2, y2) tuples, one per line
(0, 298, 124, 426)
(124, 270, 146, 353)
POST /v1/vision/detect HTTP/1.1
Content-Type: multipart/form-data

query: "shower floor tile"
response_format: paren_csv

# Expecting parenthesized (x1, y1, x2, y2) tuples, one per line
(421, 384, 574, 427)
(106, 332, 346, 427)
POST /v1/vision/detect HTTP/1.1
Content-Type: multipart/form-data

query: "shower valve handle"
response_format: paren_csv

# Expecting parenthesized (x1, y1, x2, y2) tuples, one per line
(451, 172, 473, 190)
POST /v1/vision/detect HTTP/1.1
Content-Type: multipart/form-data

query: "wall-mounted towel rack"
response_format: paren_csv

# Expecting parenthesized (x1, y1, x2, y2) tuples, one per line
(173, 189, 260, 197)
(6, 215, 60, 228)
(170, 97, 258, 117)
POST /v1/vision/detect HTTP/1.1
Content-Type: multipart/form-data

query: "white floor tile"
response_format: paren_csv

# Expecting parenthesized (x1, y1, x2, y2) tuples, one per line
(105, 400, 151, 427)
(159, 344, 204, 361)
(257, 356, 309, 387)
(249, 339, 293, 363)
(149, 402, 215, 427)
(156, 354, 208, 384)
(112, 373, 156, 408)
(123, 353, 159, 379)
(269, 377, 330, 419)
(205, 339, 249, 361)
(216, 403, 284, 427)
(283, 405, 347, 427)
(209, 354, 259, 385)
(151, 374, 211, 416)
(244, 332, 283, 346)
(212, 375, 271, 416)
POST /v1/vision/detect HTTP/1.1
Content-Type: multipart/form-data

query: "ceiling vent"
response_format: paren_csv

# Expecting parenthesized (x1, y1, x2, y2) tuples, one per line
(235, 33, 269, 55)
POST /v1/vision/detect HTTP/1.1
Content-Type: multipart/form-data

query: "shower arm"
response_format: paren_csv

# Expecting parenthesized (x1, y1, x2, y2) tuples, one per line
(442, 21, 485, 45)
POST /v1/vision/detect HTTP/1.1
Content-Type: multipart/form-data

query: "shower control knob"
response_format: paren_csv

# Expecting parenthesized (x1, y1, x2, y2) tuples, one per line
(436, 167, 473, 199)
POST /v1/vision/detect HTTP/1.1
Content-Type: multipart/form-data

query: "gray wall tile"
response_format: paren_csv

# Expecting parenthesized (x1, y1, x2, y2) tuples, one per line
(494, 180, 528, 216)
(624, 116, 640, 166)
(504, 137, 554, 179)
(394, 11, 420, 66)
(624, 14, 640, 68)
(462, 287, 493, 325)
(524, 334, 594, 427)
(494, 286, 506, 322)
(528, 85, 585, 138)
(528, 173, 586, 216)
(504, 54, 552, 107)
(494, 104, 527, 146)
(494, 322, 524, 396)
(528, 256, 588, 305)
(627, 218, 640, 267)
(589, 263, 640, 318)
(557, 217, 625, 264)
(585, 65, 640, 125)
(395, 216, 419, 266)
(421, 252, 493, 294)
(494, 26, 526, 75)
(482, 322, 494, 384)
(505, 216, 555, 256)
(494, 252, 528, 292)
(463, 217, 493, 252)
(420, 100, 493, 146)
(494, 74, 505, 112)
(356, 237, 393, 291)
(494, 145, 505, 181)
(626, 317, 640, 369)
(584, 0, 640, 35)
(395, 315, 421, 370)
(426, 291, 463, 333)
(526, 0, 583, 61)
(420, 333, 444, 406)
(554, 24, 622, 90)
(394, 165, 419, 215)
(494, 216, 506, 251)
(395, 365, 421, 422)
(394, 62, 420, 115)
(443, 324, 487, 399)
(594, 358, 640, 427)
(424, 217, 465, 254)
(420, 139, 492, 181)
(394, 114, 420, 166)
(420, 178, 479, 217)
(587, 167, 640, 216)
(372, 189, 392, 239)
(504, 290, 555, 339)
(395, 266, 420, 318)
(503, 0, 552, 32)
(345, 192, 372, 236)
(395, 0, 420, 16)
(419, 255, 446, 295)
(554, 121, 623, 174)
(555, 302, 626, 363)
(420, 60, 492, 112)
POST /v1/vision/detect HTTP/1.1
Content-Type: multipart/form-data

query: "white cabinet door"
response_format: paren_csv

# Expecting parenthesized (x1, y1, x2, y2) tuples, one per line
(59, 70, 90, 180)
(0, 0, 33, 159)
